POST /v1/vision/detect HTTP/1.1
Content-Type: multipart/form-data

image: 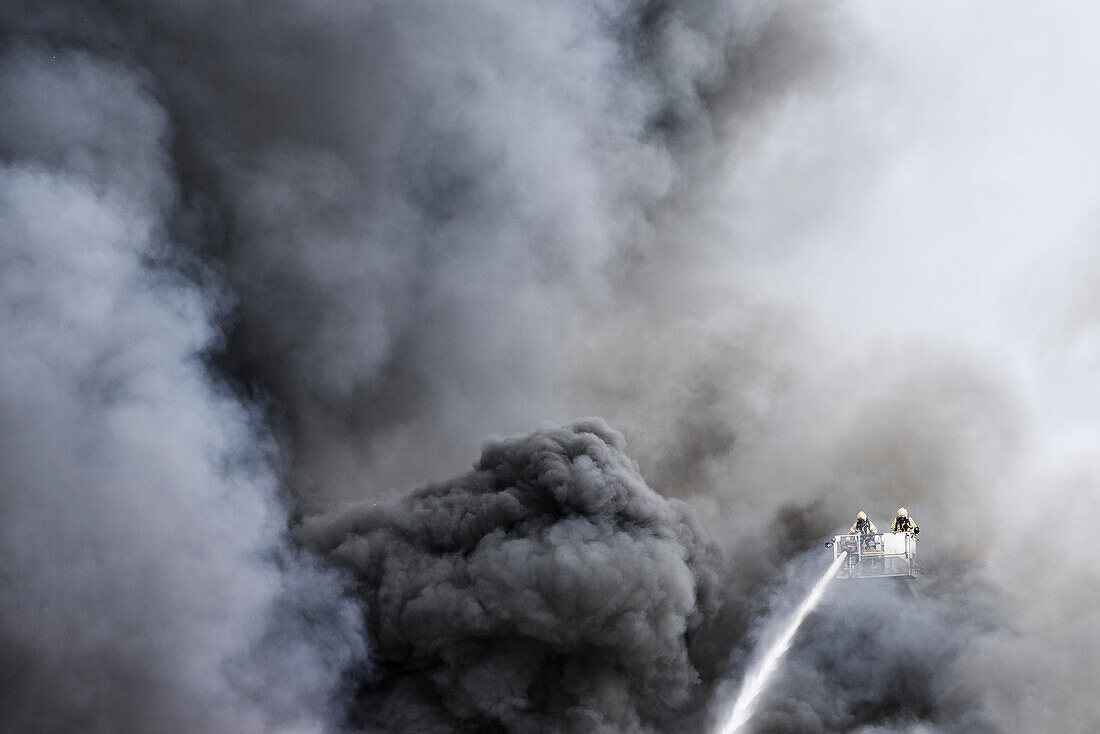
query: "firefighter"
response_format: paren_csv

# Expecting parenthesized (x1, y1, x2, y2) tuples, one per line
(891, 507, 918, 534)
(849, 511, 877, 550)
(849, 511, 877, 536)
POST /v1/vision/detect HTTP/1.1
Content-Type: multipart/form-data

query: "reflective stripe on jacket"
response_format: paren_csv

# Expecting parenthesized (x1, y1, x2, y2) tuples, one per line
(849, 518, 877, 534)
(891, 515, 915, 532)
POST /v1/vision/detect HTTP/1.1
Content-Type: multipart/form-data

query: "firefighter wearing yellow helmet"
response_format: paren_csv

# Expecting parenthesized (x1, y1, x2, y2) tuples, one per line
(849, 510, 877, 536)
(891, 507, 918, 534)
(849, 511, 878, 550)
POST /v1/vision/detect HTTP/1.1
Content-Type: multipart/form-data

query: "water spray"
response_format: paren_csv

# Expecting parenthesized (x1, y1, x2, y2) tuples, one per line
(715, 551, 849, 734)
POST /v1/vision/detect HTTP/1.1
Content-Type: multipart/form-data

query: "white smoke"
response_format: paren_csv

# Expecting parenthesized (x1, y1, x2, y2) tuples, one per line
(0, 48, 364, 734)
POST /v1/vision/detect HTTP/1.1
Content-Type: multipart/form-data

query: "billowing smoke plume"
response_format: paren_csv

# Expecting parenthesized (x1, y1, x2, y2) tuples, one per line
(0, 44, 363, 734)
(301, 420, 719, 732)
(4, 0, 1100, 733)
(0, 1, 838, 731)
(128, 0, 836, 512)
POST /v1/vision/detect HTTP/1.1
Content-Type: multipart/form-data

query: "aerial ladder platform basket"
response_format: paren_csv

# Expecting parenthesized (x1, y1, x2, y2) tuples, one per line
(826, 531, 918, 579)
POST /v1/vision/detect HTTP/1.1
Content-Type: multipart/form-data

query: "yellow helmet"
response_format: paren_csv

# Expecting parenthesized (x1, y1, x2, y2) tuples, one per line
(857, 511, 867, 520)
(897, 507, 908, 518)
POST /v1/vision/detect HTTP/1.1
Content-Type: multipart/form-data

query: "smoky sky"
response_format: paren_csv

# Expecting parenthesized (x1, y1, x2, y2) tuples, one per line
(3, 1, 1100, 733)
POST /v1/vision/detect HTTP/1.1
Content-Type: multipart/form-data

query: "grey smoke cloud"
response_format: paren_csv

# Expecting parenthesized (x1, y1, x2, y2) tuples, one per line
(1, 1, 845, 731)
(720, 558, 1002, 734)
(103, 0, 842, 511)
(301, 420, 719, 733)
(0, 44, 363, 734)
(4, 0, 1100, 732)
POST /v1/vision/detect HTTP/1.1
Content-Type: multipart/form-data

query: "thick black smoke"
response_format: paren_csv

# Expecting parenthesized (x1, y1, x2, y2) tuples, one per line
(5, 1, 1097, 733)
(1, 3, 842, 731)
(95, 0, 837, 512)
(302, 419, 719, 733)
